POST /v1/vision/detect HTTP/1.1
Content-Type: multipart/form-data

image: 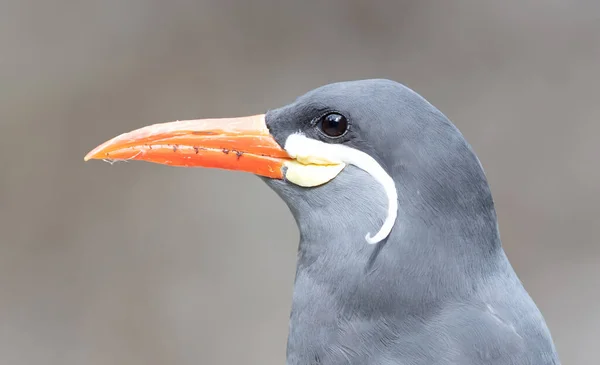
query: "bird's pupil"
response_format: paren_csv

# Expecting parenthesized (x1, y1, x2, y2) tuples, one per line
(321, 113, 348, 137)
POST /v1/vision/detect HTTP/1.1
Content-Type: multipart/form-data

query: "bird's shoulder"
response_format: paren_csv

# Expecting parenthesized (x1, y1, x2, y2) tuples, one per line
(331, 296, 560, 365)
(418, 296, 561, 365)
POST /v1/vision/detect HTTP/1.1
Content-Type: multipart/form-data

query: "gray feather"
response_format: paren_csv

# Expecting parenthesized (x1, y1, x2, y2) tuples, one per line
(263, 79, 560, 364)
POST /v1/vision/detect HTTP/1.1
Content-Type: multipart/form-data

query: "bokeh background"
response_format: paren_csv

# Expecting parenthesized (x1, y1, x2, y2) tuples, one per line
(1, 0, 598, 364)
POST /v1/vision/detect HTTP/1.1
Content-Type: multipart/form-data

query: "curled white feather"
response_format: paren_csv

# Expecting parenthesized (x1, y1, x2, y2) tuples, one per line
(284, 133, 398, 244)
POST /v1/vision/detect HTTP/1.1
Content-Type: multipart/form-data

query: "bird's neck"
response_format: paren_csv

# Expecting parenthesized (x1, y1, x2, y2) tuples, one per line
(290, 183, 504, 312)
(285, 154, 508, 364)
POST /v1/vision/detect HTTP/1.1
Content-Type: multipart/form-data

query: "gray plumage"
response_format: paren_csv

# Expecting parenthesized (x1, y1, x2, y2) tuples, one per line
(262, 79, 560, 364)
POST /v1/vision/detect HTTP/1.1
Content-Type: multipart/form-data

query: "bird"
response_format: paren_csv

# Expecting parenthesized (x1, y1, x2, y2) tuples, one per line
(85, 79, 561, 364)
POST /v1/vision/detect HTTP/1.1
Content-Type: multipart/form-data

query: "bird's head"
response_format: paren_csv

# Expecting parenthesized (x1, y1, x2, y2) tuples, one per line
(85, 80, 555, 365)
(85, 79, 493, 251)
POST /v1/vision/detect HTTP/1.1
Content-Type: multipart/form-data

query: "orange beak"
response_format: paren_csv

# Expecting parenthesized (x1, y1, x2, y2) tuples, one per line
(84, 114, 291, 179)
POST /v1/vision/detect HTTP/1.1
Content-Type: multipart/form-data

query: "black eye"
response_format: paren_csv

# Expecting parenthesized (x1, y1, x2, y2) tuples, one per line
(320, 113, 348, 137)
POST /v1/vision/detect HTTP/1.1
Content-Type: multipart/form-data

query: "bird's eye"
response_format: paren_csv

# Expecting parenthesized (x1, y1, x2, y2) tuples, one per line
(320, 113, 348, 137)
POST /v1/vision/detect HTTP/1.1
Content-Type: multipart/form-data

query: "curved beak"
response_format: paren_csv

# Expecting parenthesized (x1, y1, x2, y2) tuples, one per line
(84, 114, 291, 179)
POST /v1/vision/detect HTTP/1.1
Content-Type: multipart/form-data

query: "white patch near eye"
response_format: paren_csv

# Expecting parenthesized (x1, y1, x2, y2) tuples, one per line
(284, 133, 398, 244)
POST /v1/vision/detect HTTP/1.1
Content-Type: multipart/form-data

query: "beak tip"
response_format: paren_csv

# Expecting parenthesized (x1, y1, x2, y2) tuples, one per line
(84, 145, 104, 162)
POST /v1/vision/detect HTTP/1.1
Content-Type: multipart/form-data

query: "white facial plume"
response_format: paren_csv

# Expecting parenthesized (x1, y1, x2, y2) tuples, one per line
(283, 133, 398, 245)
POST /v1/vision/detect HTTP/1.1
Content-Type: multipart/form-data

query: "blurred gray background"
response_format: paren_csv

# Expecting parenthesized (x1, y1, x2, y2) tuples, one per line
(1, 0, 598, 364)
